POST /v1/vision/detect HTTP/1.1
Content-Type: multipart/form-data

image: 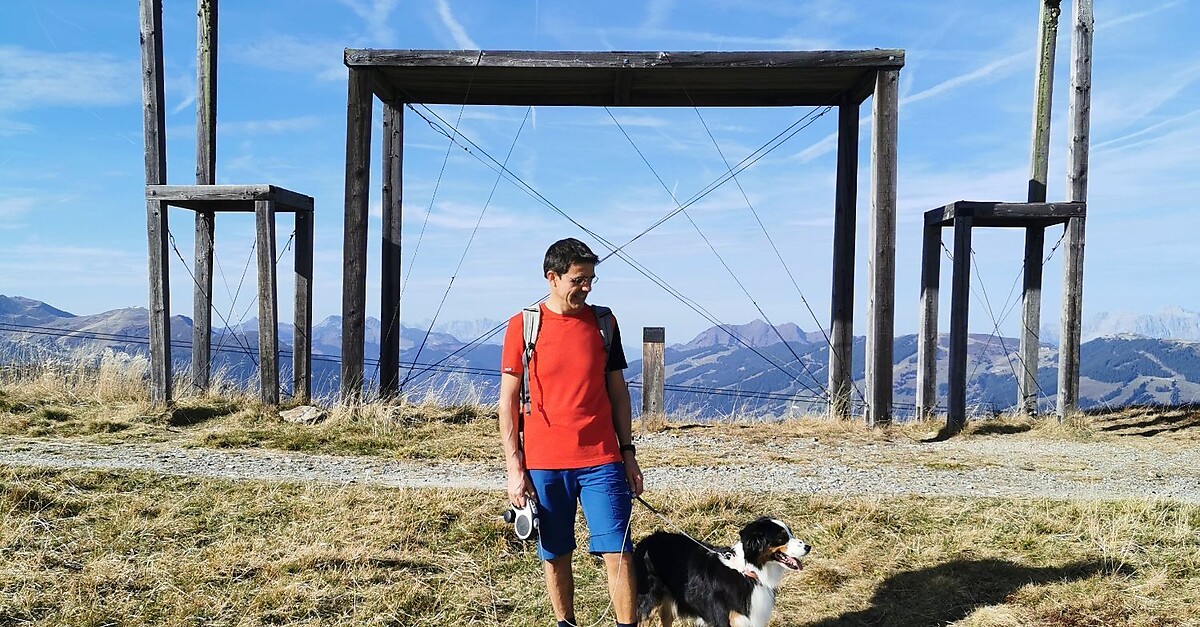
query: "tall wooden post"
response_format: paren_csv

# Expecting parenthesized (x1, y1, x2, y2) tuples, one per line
(1019, 0, 1061, 415)
(256, 200, 279, 405)
(341, 68, 373, 401)
(1058, 0, 1093, 418)
(293, 208, 314, 402)
(865, 69, 899, 426)
(916, 221, 941, 419)
(140, 0, 171, 405)
(192, 0, 218, 392)
(642, 327, 665, 416)
(947, 215, 974, 432)
(828, 99, 859, 420)
(380, 102, 404, 397)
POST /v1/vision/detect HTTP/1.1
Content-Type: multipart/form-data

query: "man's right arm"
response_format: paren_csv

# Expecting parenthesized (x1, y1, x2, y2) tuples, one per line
(498, 371, 530, 507)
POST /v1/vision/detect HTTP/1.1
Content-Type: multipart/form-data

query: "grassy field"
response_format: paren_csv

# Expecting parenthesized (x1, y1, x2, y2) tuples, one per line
(3, 358, 1200, 625)
(3, 466, 1199, 626)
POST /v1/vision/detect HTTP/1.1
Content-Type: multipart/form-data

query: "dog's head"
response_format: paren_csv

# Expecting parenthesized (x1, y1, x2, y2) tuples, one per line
(740, 517, 811, 572)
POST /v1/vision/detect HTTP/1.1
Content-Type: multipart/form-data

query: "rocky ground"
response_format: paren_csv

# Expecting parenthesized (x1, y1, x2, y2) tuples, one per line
(3, 430, 1197, 503)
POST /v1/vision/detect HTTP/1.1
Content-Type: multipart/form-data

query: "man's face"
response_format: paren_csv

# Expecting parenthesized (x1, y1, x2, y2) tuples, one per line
(548, 262, 596, 310)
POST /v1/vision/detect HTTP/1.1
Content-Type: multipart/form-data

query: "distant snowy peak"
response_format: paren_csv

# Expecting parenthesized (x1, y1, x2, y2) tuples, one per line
(680, 320, 812, 350)
(1041, 306, 1200, 344)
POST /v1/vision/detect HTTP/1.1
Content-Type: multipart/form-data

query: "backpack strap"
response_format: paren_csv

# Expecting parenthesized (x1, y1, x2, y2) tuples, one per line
(519, 305, 541, 417)
(518, 303, 614, 421)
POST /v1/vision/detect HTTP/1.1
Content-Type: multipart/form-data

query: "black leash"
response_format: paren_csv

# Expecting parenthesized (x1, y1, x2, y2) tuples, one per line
(633, 495, 728, 558)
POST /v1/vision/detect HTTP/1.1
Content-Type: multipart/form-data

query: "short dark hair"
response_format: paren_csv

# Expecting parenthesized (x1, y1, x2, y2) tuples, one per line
(543, 238, 599, 276)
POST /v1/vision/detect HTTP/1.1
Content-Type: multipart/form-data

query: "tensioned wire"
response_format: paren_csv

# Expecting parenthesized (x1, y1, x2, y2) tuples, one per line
(603, 106, 830, 404)
(401, 103, 837, 402)
(0, 320, 846, 409)
(397, 106, 533, 392)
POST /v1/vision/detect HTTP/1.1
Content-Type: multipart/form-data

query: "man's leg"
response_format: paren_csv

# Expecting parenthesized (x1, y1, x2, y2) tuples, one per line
(545, 554, 576, 625)
(603, 551, 637, 625)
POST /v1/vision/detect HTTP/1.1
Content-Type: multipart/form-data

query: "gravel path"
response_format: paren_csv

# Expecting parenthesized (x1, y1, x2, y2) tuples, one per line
(3, 434, 1198, 503)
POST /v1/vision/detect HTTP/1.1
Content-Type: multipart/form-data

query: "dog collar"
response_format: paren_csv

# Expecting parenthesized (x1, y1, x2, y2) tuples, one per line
(743, 569, 759, 582)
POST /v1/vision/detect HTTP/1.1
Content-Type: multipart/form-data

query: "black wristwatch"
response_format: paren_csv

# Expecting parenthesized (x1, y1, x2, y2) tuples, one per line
(619, 443, 636, 455)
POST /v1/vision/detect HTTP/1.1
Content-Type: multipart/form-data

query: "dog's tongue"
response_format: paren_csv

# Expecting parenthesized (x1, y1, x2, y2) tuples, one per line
(777, 554, 802, 570)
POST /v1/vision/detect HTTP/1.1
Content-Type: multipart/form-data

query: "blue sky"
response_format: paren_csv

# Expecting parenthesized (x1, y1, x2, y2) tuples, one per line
(1, 1, 1197, 346)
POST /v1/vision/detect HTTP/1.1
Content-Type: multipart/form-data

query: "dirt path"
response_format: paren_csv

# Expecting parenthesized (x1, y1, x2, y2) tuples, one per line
(3, 434, 1198, 503)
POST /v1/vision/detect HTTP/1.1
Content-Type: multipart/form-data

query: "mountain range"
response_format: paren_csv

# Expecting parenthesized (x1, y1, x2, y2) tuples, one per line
(4, 294, 1200, 418)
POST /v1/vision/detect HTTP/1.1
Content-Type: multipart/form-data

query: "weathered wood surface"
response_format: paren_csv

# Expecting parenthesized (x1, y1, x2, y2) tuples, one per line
(140, 0, 171, 405)
(1058, 0, 1093, 419)
(346, 49, 906, 69)
(947, 216, 974, 432)
(1019, 226, 1046, 414)
(346, 50, 904, 106)
(192, 211, 214, 391)
(293, 208, 314, 402)
(147, 184, 313, 212)
(916, 222, 941, 420)
(642, 327, 666, 416)
(828, 99, 858, 420)
(925, 201, 1084, 226)
(255, 200, 279, 406)
(379, 103, 403, 397)
(341, 68, 373, 401)
(1019, 0, 1060, 415)
(865, 69, 898, 426)
(191, 0, 218, 392)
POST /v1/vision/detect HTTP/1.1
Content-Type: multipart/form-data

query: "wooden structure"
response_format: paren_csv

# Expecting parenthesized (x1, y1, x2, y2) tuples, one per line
(916, 0, 1094, 429)
(918, 201, 1085, 429)
(139, 0, 315, 405)
(641, 327, 666, 416)
(340, 49, 904, 424)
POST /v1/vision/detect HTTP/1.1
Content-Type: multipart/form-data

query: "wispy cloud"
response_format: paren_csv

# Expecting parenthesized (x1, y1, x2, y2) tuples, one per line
(337, 0, 401, 45)
(435, 0, 479, 49)
(901, 50, 1028, 107)
(643, 0, 676, 30)
(219, 116, 324, 136)
(0, 45, 137, 112)
(1100, 0, 1184, 30)
(228, 35, 347, 82)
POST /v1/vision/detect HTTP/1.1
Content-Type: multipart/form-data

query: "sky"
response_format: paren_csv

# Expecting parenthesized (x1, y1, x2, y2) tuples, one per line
(1, 0, 1198, 348)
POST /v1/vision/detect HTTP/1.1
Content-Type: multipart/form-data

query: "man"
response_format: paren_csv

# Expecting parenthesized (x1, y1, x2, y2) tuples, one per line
(499, 237, 644, 627)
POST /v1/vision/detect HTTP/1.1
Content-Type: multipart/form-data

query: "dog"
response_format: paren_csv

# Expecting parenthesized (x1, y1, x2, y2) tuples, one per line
(633, 517, 810, 627)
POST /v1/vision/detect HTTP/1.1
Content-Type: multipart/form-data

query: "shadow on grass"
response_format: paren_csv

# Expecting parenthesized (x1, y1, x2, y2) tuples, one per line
(803, 558, 1116, 627)
(1088, 403, 1200, 437)
(168, 404, 237, 427)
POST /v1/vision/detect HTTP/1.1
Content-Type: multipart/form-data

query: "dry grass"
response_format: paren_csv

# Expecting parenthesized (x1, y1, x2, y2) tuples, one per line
(2, 467, 1197, 626)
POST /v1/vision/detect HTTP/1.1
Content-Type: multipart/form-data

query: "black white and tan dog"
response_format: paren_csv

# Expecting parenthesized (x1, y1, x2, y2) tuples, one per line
(633, 517, 811, 627)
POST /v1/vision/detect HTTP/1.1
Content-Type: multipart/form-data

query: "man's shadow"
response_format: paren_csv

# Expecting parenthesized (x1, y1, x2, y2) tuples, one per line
(803, 558, 1116, 626)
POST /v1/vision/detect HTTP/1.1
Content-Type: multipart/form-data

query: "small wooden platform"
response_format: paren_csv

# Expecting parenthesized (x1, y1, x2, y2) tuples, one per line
(147, 185, 314, 213)
(925, 200, 1085, 228)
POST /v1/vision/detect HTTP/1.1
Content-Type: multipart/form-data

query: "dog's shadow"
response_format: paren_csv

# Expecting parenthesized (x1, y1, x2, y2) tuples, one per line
(802, 558, 1116, 626)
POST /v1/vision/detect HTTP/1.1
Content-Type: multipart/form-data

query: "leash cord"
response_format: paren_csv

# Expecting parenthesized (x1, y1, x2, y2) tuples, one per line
(634, 495, 728, 558)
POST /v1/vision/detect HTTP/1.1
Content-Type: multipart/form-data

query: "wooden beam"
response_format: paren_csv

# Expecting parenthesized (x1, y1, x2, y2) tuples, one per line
(341, 68, 373, 402)
(346, 49, 907, 70)
(925, 201, 1084, 226)
(1058, 0, 1093, 419)
(293, 208, 314, 403)
(380, 102, 403, 397)
(191, 0, 218, 393)
(916, 222, 941, 420)
(255, 200, 279, 405)
(828, 99, 858, 420)
(642, 327, 665, 417)
(1019, 226, 1045, 414)
(192, 212, 214, 391)
(147, 184, 313, 212)
(140, 0, 171, 405)
(947, 215, 973, 432)
(1019, 0, 1060, 416)
(865, 69, 898, 426)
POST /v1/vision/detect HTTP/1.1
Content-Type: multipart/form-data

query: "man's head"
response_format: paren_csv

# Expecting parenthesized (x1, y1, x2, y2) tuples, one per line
(544, 238, 599, 312)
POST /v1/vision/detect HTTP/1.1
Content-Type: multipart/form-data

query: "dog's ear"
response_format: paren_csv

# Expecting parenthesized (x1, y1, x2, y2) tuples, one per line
(740, 517, 774, 566)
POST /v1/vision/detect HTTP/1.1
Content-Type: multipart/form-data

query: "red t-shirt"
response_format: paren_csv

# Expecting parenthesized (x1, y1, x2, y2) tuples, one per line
(501, 304, 627, 470)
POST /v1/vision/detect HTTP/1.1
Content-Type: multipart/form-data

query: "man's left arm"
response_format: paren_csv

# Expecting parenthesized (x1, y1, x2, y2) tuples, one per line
(608, 370, 643, 496)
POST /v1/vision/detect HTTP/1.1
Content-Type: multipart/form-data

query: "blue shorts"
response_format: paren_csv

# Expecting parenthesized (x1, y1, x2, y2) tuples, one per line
(528, 462, 633, 561)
